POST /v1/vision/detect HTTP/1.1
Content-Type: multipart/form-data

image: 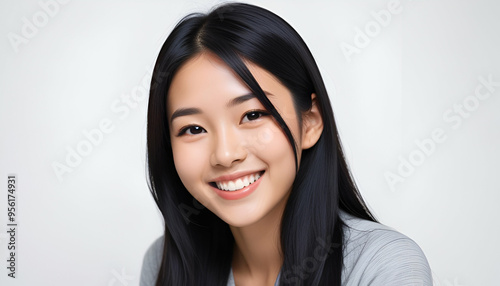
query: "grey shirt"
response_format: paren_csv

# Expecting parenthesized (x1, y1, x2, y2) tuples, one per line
(140, 211, 432, 285)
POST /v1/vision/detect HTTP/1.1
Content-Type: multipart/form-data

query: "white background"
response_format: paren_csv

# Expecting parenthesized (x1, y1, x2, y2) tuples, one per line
(1, 0, 499, 285)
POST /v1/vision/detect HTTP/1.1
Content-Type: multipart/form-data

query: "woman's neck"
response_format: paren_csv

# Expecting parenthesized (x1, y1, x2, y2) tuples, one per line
(229, 197, 287, 285)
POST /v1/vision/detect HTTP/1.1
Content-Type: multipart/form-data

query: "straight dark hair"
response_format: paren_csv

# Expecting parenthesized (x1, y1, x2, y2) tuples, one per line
(146, 3, 376, 285)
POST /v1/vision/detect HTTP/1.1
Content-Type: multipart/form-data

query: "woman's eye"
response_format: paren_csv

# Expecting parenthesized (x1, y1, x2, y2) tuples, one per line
(178, 125, 206, 136)
(241, 110, 268, 123)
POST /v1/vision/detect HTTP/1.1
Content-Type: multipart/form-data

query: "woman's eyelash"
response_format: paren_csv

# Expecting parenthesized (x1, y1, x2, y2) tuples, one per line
(241, 110, 270, 123)
(176, 125, 206, 136)
(176, 110, 270, 136)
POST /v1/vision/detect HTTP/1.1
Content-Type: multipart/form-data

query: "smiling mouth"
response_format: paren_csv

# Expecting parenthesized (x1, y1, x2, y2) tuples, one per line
(210, 171, 265, 192)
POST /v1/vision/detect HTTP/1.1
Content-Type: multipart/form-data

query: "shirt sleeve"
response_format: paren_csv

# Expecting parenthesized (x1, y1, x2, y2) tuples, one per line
(139, 236, 164, 286)
(360, 235, 433, 286)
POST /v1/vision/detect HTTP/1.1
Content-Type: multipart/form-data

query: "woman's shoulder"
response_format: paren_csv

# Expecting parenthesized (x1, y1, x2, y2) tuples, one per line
(140, 215, 433, 286)
(339, 210, 433, 285)
(140, 236, 164, 286)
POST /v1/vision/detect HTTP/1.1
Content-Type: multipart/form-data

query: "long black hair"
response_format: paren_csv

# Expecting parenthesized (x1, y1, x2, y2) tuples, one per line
(146, 3, 376, 285)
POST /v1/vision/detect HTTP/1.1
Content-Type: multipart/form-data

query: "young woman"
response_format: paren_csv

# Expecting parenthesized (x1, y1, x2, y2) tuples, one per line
(141, 3, 432, 285)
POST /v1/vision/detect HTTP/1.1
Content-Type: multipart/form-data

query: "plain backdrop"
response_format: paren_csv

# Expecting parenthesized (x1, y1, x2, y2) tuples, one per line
(1, 0, 499, 285)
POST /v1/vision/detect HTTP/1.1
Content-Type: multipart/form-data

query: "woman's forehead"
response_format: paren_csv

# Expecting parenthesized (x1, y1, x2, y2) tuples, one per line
(167, 53, 252, 108)
(168, 53, 289, 106)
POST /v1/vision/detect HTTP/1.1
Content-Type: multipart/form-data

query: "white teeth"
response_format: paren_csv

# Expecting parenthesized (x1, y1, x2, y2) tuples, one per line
(214, 172, 262, 192)
(235, 179, 244, 190)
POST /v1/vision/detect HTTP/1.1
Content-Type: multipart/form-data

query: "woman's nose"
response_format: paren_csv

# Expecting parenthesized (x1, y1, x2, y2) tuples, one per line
(210, 127, 247, 168)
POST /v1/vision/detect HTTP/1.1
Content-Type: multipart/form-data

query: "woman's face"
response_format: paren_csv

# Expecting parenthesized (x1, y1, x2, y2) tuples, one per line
(167, 52, 304, 228)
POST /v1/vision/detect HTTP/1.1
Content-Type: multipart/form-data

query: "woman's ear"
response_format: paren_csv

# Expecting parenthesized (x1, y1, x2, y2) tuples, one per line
(301, 93, 324, 150)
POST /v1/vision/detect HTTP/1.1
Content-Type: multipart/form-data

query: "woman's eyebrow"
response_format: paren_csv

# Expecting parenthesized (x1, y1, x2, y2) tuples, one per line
(227, 91, 273, 107)
(227, 93, 256, 108)
(170, 107, 201, 123)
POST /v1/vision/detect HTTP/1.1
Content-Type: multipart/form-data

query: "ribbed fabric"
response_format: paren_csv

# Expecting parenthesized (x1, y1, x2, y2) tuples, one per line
(140, 211, 432, 285)
(227, 267, 281, 286)
(339, 211, 432, 285)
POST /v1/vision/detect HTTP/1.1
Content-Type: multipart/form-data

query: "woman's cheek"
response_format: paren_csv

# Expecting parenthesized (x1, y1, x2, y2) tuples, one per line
(172, 141, 206, 189)
(243, 118, 289, 153)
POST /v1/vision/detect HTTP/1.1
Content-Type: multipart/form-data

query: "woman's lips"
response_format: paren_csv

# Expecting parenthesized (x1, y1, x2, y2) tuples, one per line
(212, 171, 264, 192)
(210, 171, 265, 200)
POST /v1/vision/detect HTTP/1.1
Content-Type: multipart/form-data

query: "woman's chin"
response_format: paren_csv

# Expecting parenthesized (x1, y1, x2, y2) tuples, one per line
(218, 209, 263, 228)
